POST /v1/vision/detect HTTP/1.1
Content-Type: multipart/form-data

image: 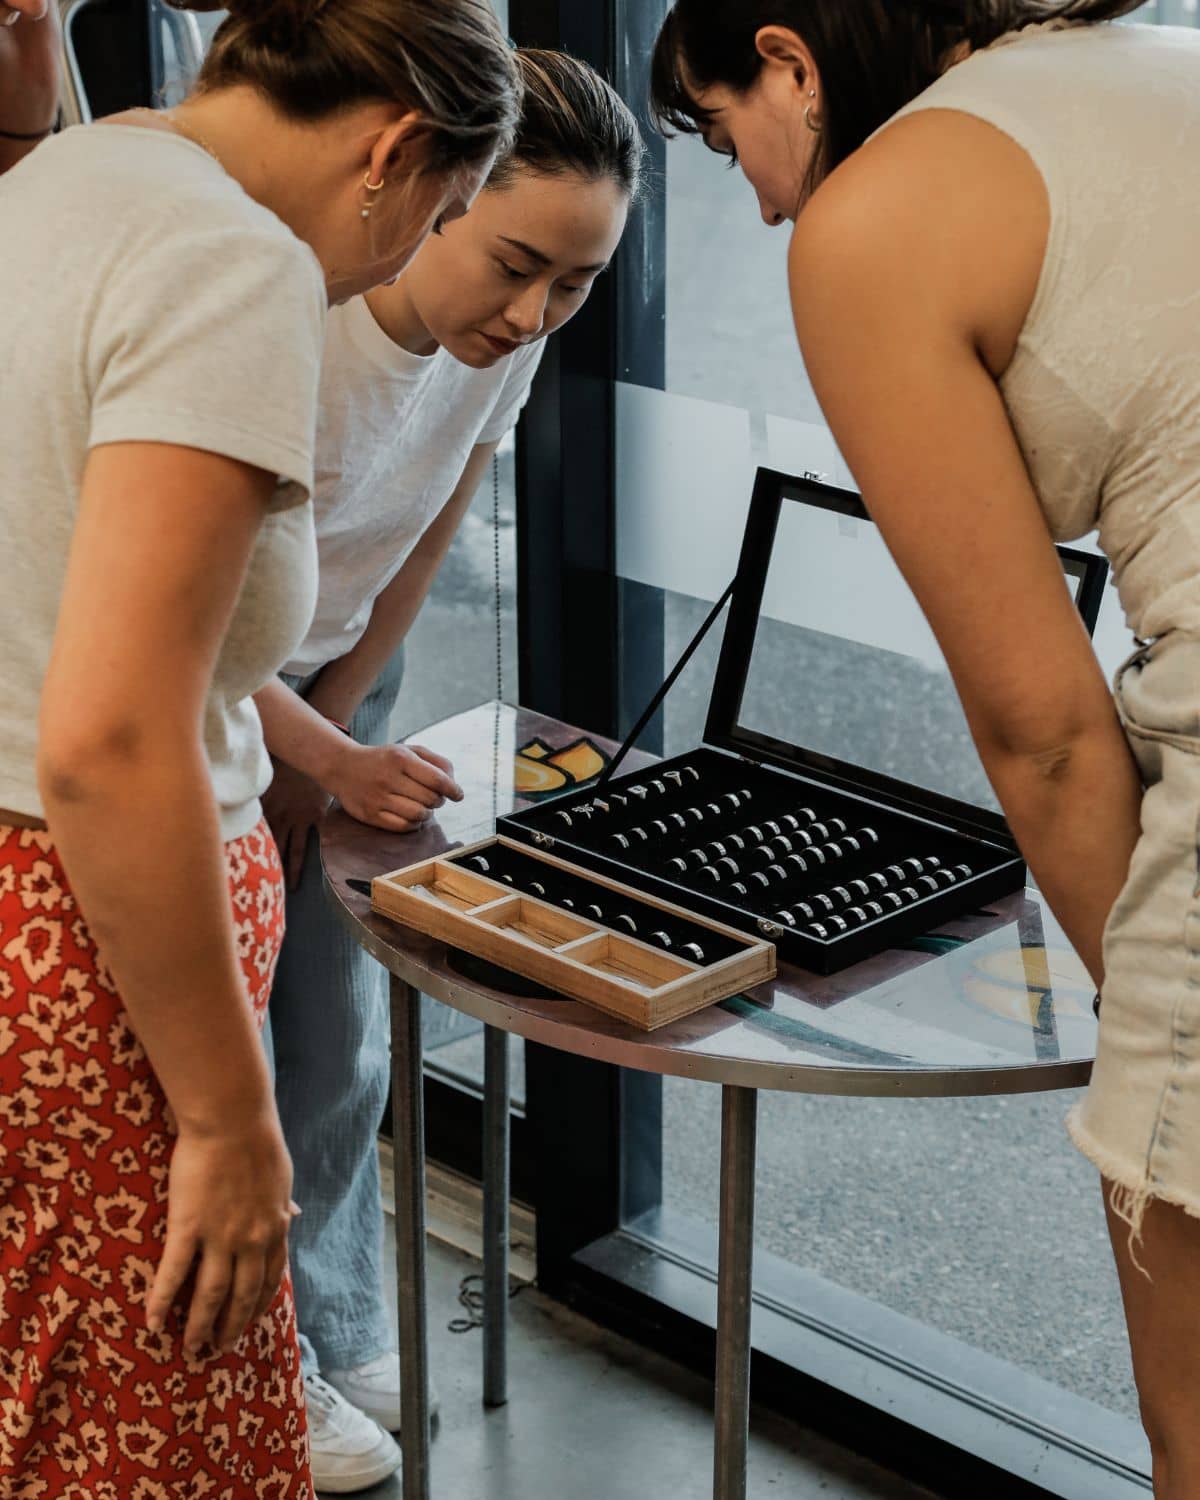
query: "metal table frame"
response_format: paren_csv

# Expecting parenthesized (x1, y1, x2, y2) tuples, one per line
(389, 980, 762, 1500)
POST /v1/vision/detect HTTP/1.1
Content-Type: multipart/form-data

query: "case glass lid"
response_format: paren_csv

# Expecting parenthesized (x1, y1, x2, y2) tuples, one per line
(705, 471, 1108, 831)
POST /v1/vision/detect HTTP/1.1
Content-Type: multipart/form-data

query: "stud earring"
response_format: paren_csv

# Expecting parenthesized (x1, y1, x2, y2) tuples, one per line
(361, 169, 385, 220)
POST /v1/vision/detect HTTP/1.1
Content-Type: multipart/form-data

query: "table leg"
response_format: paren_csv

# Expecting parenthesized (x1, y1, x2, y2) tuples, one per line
(714, 1085, 758, 1500)
(482, 1024, 510, 1408)
(391, 978, 431, 1500)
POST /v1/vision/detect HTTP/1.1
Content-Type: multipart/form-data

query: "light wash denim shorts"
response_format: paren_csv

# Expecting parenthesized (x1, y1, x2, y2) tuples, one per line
(1069, 634, 1200, 1245)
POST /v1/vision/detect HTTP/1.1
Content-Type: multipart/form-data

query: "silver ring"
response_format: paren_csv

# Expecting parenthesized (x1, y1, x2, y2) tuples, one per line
(3, 11, 22, 27)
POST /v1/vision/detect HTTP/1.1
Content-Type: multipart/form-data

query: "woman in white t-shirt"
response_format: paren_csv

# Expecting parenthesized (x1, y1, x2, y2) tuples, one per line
(0, 1, 518, 1491)
(248, 51, 643, 1491)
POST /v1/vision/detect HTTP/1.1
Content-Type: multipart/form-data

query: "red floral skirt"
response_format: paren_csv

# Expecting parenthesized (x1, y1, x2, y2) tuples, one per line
(0, 820, 313, 1498)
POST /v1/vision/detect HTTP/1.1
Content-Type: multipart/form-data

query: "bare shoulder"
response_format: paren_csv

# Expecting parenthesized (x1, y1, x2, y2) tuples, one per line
(790, 110, 1048, 368)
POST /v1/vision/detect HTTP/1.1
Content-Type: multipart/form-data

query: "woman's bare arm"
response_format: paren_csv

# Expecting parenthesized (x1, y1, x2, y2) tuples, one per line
(306, 438, 500, 726)
(39, 441, 295, 1350)
(789, 112, 1141, 986)
(253, 441, 494, 878)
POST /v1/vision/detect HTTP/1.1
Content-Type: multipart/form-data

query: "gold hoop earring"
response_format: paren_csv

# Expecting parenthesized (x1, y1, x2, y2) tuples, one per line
(361, 169, 385, 221)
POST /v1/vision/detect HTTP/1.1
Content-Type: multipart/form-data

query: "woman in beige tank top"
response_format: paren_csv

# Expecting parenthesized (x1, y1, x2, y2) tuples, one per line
(653, 2, 1200, 1493)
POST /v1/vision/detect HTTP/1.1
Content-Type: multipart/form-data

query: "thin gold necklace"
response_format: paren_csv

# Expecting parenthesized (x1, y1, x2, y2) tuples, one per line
(129, 106, 223, 171)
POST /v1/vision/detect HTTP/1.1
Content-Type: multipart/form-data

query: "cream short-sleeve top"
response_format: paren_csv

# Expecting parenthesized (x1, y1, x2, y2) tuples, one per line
(0, 125, 326, 839)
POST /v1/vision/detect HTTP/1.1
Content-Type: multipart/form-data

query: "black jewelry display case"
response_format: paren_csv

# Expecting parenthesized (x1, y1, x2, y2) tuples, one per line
(500, 469, 1110, 974)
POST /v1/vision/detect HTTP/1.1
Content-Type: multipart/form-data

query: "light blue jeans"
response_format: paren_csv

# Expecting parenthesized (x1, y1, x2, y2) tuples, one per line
(269, 647, 405, 1376)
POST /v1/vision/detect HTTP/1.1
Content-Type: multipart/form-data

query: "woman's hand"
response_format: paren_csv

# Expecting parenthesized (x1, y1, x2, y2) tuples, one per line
(262, 758, 333, 890)
(329, 741, 463, 833)
(147, 1115, 297, 1355)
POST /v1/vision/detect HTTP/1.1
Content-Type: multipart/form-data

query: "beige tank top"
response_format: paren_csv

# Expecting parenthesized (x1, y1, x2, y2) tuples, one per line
(888, 21, 1200, 643)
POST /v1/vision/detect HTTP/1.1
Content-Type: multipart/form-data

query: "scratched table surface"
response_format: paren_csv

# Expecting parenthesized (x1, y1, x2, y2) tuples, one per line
(321, 703, 1097, 1098)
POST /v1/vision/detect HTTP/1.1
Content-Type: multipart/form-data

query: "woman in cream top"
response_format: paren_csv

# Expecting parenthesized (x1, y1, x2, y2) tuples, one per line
(0, 0, 517, 1489)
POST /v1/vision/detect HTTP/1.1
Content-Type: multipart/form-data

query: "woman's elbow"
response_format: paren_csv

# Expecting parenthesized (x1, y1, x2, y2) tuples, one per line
(36, 715, 148, 808)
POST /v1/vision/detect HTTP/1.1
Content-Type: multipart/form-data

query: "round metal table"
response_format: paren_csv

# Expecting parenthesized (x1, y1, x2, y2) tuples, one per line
(321, 702, 1098, 1500)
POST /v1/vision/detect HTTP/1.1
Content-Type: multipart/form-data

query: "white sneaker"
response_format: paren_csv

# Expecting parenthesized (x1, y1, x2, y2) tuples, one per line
(325, 1351, 440, 1435)
(304, 1372, 401, 1494)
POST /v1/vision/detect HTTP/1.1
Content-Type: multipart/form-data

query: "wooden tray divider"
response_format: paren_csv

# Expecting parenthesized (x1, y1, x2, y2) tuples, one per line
(554, 933, 611, 956)
(371, 835, 776, 1031)
(466, 895, 520, 916)
(473, 897, 596, 950)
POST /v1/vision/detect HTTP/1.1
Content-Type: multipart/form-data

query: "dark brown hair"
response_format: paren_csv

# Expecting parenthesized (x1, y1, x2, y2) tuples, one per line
(166, 0, 521, 178)
(488, 49, 646, 202)
(652, 1, 1144, 197)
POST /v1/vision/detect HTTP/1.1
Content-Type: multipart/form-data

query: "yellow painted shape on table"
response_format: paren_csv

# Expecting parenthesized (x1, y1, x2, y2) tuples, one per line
(546, 739, 607, 784)
(514, 755, 572, 796)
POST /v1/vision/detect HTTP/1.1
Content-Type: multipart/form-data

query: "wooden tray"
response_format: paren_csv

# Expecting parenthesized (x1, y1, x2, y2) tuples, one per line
(371, 836, 775, 1030)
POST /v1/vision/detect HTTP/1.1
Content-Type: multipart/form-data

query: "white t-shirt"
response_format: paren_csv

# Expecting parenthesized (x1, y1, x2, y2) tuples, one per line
(0, 125, 325, 840)
(283, 295, 545, 675)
